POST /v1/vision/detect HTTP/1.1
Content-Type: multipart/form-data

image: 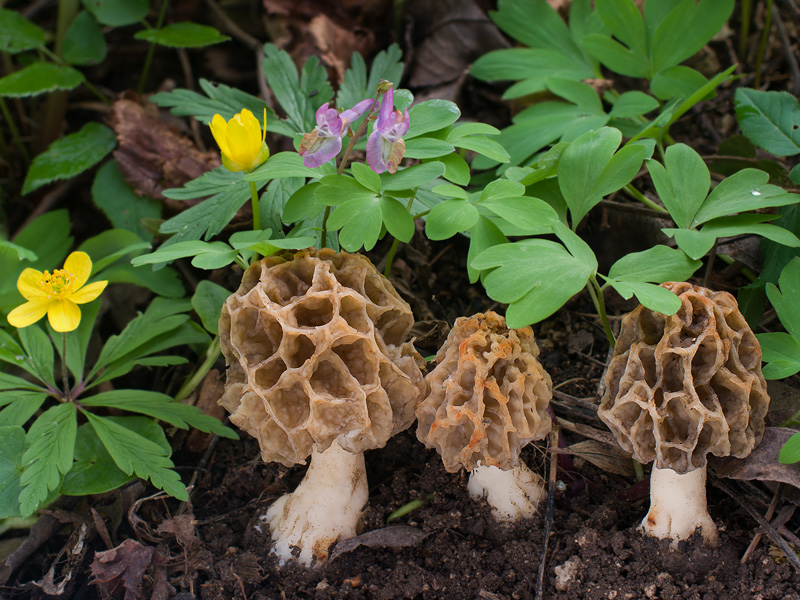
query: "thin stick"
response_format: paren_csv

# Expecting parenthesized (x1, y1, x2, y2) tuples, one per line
(714, 479, 800, 573)
(535, 428, 559, 600)
(754, 0, 774, 90)
(741, 483, 784, 563)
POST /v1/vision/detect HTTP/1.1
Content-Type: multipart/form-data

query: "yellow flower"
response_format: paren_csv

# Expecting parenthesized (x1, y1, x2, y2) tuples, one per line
(210, 108, 270, 172)
(7, 251, 107, 333)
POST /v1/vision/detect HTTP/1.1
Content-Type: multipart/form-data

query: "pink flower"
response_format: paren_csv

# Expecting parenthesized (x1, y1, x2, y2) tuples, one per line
(298, 99, 374, 168)
(366, 85, 410, 174)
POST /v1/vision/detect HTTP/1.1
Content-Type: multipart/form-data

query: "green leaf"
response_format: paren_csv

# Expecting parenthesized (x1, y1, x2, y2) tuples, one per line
(22, 123, 117, 195)
(404, 138, 455, 159)
(283, 182, 323, 223)
(0, 426, 25, 518)
(692, 169, 800, 227)
(609, 91, 659, 118)
(472, 237, 595, 327)
(701, 215, 800, 249)
(480, 197, 558, 233)
(405, 100, 461, 139)
(608, 245, 701, 283)
(580, 33, 650, 78)
(134, 22, 229, 48)
(646, 143, 710, 229)
(0, 391, 47, 427)
(381, 162, 445, 191)
(766, 258, 800, 340)
(446, 123, 501, 140)
(667, 228, 717, 260)
(0, 62, 84, 98)
(605, 280, 682, 314)
(380, 196, 415, 242)
(82, 0, 149, 27)
(779, 432, 800, 464)
(650, 66, 708, 101)
(84, 411, 187, 501)
(0, 8, 46, 53)
(437, 153, 470, 186)
(131, 241, 236, 270)
(326, 196, 383, 251)
(351, 162, 382, 193)
(471, 49, 595, 92)
(426, 199, 479, 240)
(17, 326, 55, 389)
(451, 135, 510, 163)
(735, 88, 800, 157)
(0, 372, 46, 392)
(245, 152, 320, 182)
(192, 280, 231, 335)
(595, 0, 647, 56)
(81, 390, 237, 438)
(757, 332, 800, 379)
(91, 161, 160, 242)
(62, 11, 107, 65)
(19, 403, 77, 516)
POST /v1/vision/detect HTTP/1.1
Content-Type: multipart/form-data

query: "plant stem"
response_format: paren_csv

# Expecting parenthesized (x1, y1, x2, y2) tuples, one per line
(754, 0, 774, 90)
(624, 184, 668, 213)
(138, 0, 170, 94)
(249, 180, 261, 231)
(740, 0, 753, 62)
(383, 190, 417, 277)
(587, 277, 615, 348)
(39, 46, 111, 106)
(320, 205, 331, 249)
(0, 96, 29, 164)
(61, 332, 70, 401)
(174, 336, 221, 403)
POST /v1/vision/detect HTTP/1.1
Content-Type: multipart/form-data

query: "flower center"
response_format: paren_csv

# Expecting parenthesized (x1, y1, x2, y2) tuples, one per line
(41, 269, 73, 298)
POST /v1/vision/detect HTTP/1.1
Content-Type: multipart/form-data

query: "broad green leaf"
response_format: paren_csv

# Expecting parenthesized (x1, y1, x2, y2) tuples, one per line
(0, 8, 45, 53)
(446, 123, 501, 140)
(779, 432, 800, 464)
(609, 91, 659, 118)
(701, 216, 800, 249)
(380, 196, 415, 242)
(595, 0, 647, 56)
(405, 100, 460, 139)
(84, 411, 187, 500)
(283, 182, 323, 222)
(552, 221, 598, 271)
(647, 143, 710, 229)
(192, 281, 231, 336)
(557, 127, 622, 227)
(0, 426, 24, 518)
(62, 11, 107, 66)
(317, 175, 377, 206)
(0, 62, 84, 98)
(0, 391, 47, 427)
(467, 216, 507, 284)
(404, 138, 455, 159)
(766, 258, 800, 340)
(92, 161, 161, 242)
(19, 403, 77, 516)
(650, 0, 735, 74)
(480, 180, 525, 201)
(650, 66, 708, 101)
(134, 22, 229, 48)
(432, 184, 469, 200)
(692, 169, 800, 227)
(471, 49, 595, 92)
(326, 196, 383, 251)
(81, 390, 237, 438)
(608, 245, 701, 283)
(438, 153, 470, 186)
(473, 238, 595, 327)
(0, 329, 38, 378)
(452, 135, 510, 163)
(351, 162, 382, 193)
(82, 0, 148, 27)
(0, 240, 36, 263)
(17, 326, 55, 389)
(426, 199, 479, 240)
(580, 33, 650, 78)
(0, 372, 46, 392)
(735, 88, 800, 157)
(594, 143, 647, 197)
(605, 280, 682, 314)
(131, 241, 235, 270)
(480, 197, 558, 233)
(246, 152, 320, 182)
(667, 228, 717, 260)
(381, 162, 445, 191)
(758, 332, 800, 379)
(22, 123, 116, 195)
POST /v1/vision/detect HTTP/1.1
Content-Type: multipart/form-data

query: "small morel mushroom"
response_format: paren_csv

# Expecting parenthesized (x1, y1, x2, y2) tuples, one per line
(598, 282, 769, 546)
(416, 311, 552, 521)
(218, 249, 425, 566)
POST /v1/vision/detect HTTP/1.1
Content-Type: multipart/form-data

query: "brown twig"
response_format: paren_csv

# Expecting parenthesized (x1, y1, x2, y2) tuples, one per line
(771, 3, 800, 95)
(204, 0, 261, 50)
(535, 428, 559, 600)
(714, 479, 800, 573)
(741, 483, 784, 563)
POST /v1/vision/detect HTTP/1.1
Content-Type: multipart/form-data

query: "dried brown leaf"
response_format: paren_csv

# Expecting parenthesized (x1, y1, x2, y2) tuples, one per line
(710, 427, 800, 488)
(90, 539, 156, 600)
(567, 439, 636, 477)
(328, 526, 430, 562)
(156, 514, 198, 549)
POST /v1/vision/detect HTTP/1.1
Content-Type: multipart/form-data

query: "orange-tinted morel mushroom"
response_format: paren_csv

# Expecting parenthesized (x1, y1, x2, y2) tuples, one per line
(218, 249, 425, 565)
(416, 311, 552, 521)
(598, 282, 769, 545)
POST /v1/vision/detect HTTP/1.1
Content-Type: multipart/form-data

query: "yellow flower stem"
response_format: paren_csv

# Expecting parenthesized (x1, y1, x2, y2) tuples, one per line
(61, 332, 70, 401)
(249, 181, 261, 231)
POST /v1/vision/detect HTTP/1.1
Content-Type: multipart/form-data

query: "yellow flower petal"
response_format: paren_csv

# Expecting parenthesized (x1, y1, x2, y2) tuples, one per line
(7, 298, 51, 328)
(17, 268, 46, 300)
(210, 114, 230, 157)
(63, 251, 92, 289)
(261, 108, 268, 142)
(47, 300, 81, 332)
(225, 116, 257, 168)
(69, 280, 107, 304)
(221, 153, 246, 172)
(238, 109, 262, 152)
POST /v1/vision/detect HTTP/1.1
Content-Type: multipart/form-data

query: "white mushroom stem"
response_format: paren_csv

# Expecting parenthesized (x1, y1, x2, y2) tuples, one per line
(264, 440, 368, 566)
(467, 462, 545, 521)
(641, 464, 718, 546)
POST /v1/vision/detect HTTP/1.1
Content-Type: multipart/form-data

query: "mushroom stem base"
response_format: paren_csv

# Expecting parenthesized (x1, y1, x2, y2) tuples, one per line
(467, 462, 545, 521)
(641, 465, 718, 546)
(264, 440, 368, 566)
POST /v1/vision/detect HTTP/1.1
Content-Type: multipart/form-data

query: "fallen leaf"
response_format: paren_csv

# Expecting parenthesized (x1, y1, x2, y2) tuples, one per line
(567, 439, 636, 477)
(328, 526, 430, 562)
(709, 427, 800, 489)
(90, 538, 156, 600)
(156, 514, 198, 549)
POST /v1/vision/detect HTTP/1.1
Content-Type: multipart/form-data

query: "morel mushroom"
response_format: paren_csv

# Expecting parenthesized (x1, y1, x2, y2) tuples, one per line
(598, 282, 769, 545)
(219, 249, 425, 565)
(416, 311, 552, 521)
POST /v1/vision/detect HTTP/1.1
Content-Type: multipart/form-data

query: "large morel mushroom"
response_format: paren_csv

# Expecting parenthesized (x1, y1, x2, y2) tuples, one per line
(417, 311, 552, 521)
(598, 281, 769, 545)
(218, 249, 425, 565)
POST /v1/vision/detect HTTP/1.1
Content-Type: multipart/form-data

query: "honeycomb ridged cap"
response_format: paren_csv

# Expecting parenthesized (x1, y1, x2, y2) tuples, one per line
(416, 311, 552, 473)
(598, 281, 770, 474)
(218, 249, 426, 467)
